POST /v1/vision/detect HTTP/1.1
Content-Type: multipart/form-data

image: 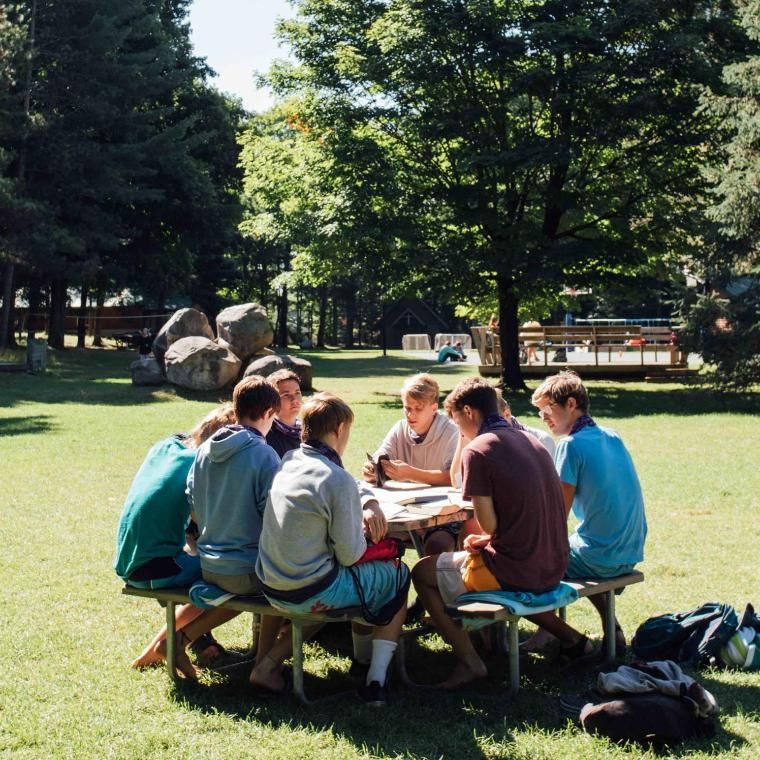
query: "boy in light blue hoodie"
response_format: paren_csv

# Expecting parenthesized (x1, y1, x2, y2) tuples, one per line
(179, 376, 287, 688)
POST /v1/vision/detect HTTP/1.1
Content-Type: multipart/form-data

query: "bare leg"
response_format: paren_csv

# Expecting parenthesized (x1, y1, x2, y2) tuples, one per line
(155, 607, 241, 678)
(249, 620, 322, 692)
(422, 530, 456, 557)
(412, 556, 487, 688)
(132, 603, 205, 669)
(525, 611, 592, 653)
(588, 594, 625, 645)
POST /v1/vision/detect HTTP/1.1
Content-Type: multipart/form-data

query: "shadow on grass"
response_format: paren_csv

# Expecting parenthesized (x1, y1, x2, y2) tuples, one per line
(0, 414, 56, 436)
(169, 632, 752, 759)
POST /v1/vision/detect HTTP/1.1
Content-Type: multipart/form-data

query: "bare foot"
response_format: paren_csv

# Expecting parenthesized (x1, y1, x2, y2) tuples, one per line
(437, 659, 488, 690)
(249, 655, 286, 693)
(154, 634, 198, 680)
(520, 628, 557, 654)
(131, 644, 164, 670)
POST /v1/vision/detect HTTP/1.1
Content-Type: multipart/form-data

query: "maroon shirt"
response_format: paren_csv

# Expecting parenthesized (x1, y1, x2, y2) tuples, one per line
(462, 427, 568, 592)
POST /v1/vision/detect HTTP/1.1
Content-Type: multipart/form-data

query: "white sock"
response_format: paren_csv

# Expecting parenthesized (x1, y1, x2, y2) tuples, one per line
(351, 630, 373, 664)
(366, 639, 397, 686)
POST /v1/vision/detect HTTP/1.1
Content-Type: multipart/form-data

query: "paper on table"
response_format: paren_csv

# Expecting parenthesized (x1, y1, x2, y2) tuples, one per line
(377, 502, 408, 520)
(368, 485, 453, 505)
(381, 480, 431, 491)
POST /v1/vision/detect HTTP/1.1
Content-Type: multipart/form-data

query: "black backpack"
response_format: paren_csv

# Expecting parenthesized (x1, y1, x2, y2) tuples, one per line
(631, 602, 738, 667)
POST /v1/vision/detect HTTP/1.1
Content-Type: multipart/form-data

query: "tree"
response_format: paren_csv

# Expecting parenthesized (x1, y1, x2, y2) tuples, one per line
(272, 0, 740, 389)
(679, 0, 760, 387)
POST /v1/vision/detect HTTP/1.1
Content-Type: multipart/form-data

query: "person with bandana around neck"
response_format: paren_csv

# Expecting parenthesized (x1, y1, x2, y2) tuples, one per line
(525, 370, 647, 656)
(257, 393, 408, 707)
(412, 377, 596, 689)
(265, 369, 304, 457)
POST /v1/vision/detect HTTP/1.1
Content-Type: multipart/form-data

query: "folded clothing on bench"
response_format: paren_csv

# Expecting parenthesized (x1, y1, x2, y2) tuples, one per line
(455, 581, 579, 616)
(189, 581, 237, 609)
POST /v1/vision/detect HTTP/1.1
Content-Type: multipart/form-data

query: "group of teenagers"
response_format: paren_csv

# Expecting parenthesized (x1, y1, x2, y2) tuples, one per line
(115, 368, 647, 706)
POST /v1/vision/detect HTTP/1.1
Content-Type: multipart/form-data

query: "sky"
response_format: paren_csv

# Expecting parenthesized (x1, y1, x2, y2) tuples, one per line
(188, 0, 295, 113)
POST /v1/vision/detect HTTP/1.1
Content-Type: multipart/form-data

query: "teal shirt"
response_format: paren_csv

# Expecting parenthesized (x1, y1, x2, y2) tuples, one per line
(555, 425, 646, 567)
(113, 437, 195, 581)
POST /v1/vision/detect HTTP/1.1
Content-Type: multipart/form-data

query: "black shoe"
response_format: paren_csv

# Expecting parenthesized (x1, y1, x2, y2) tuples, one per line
(348, 659, 370, 681)
(358, 680, 388, 707)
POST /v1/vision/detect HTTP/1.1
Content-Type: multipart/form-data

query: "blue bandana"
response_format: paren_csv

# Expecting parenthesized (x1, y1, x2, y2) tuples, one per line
(570, 414, 596, 435)
(302, 439, 344, 469)
(478, 413, 512, 436)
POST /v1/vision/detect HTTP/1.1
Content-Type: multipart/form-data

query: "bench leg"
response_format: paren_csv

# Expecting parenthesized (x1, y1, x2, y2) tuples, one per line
(165, 599, 180, 686)
(407, 528, 425, 557)
(507, 619, 520, 695)
(291, 621, 308, 704)
(558, 606, 567, 622)
(604, 590, 616, 662)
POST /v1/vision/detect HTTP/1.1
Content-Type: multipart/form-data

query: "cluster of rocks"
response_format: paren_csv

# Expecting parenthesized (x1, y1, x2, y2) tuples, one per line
(130, 304, 313, 391)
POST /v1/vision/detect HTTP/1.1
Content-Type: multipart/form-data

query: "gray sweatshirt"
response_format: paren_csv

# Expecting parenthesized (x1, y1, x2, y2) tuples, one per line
(256, 447, 367, 592)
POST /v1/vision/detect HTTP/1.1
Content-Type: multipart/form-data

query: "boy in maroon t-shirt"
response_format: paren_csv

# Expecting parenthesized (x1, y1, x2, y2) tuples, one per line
(412, 377, 596, 688)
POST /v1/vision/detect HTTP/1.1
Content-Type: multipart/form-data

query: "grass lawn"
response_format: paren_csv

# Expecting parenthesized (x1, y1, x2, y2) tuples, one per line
(2, 342, 759, 759)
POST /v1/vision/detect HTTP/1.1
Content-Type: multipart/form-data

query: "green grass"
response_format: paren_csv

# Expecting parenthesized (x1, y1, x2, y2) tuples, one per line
(2, 342, 759, 759)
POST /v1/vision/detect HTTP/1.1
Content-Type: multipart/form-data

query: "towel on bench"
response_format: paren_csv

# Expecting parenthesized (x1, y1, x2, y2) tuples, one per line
(189, 581, 237, 609)
(455, 581, 579, 616)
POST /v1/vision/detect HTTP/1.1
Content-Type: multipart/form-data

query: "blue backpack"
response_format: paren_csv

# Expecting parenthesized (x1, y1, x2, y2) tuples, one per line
(631, 602, 738, 667)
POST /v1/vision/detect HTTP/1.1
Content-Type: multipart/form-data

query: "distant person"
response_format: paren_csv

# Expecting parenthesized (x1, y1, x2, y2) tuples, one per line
(137, 327, 153, 357)
(412, 377, 596, 688)
(522, 320, 542, 365)
(454, 340, 466, 360)
(257, 393, 407, 706)
(265, 369, 303, 457)
(115, 404, 236, 675)
(564, 310, 575, 353)
(527, 371, 647, 654)
(438, 340, 465, 363)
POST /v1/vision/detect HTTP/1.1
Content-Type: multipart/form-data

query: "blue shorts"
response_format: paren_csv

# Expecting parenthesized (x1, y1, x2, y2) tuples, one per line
(127, 551, 201, 590)
(565, 546, 636, 580)
(266, 561, 410, 624)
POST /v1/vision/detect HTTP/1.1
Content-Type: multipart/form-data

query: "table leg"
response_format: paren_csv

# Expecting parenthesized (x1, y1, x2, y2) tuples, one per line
(165, 599, 179, 686)
(408, 528, 425, 557)
(604, 590, 616, 662)
(507, 618, 520, 695)
(291, 621, 308, 704)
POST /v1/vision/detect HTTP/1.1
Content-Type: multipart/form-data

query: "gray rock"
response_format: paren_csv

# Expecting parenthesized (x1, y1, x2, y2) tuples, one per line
(130, 357, 165, 386)
(216, 303, 273, 364)
(153, 308, 214, 364)
(243, 353, 313, 391)
(165, 336, 241, 391)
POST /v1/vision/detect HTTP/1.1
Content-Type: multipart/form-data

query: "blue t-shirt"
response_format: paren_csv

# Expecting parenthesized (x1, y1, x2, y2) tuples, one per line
(555, 425, 646, 567)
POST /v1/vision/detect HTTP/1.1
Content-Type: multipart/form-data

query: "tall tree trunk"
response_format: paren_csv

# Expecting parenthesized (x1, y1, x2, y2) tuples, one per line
(331, 292, 338, 346)
(316, 285, 327, 348)
(26, 280, 40, 343)
(345, 287, 355, 349)
(77, 283, 88, 348)
(276, 284, 288, 348)
(498, 273, 527, 391)
(93, 275, 105, 347)
(1, 261, 16, 351)
(48, 278, 67, 349)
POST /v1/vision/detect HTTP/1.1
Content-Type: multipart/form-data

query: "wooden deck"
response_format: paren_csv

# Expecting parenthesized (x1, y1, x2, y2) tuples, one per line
(472, 325, 690, 380)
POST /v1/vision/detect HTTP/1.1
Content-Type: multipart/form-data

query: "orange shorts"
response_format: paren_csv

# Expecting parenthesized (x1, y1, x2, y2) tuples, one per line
(462, 551, 501, 593)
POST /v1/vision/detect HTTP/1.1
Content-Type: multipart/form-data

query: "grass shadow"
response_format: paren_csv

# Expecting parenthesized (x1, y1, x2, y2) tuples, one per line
(0, 414, 57, 436)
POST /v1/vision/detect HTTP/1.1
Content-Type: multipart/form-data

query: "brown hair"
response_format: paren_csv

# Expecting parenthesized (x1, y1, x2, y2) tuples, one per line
(232, 376, 281, 422)
(495, 390, 509, 415)
(531, 371, 590, 413)
(444, 377, 498, 417)
(267, 369, 301, 389)
(301, 392, 354, 442)
(401, 373, 440, 404)
(187, 403, 236, 448)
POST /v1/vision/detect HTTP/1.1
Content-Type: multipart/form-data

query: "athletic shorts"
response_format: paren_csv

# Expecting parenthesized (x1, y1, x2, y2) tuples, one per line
(266, 561, 410, 625)
(202, 568, 263, 595)
(436, 550, 501, 605)
(126, 550, 201, 590)
(566, 546, 636, 584)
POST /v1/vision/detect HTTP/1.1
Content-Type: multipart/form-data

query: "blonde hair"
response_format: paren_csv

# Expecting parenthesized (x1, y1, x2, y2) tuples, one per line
(531, 371, 590, 413)
(187, 403, 236, 448)
(301, 392, 354, 442)
(401, 373, 440, 405)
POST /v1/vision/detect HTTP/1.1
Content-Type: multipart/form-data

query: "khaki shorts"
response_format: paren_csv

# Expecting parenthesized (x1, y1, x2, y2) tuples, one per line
(202, 568, 263, 595)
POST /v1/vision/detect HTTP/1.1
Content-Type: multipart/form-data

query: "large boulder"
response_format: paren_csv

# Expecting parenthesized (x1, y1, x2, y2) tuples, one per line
(130, 357, 165, 386)
(243, 353, 313, 391)
(165, 336, 241, 391)
(216, 303, 273, 365)
(153, 308, 214, 364)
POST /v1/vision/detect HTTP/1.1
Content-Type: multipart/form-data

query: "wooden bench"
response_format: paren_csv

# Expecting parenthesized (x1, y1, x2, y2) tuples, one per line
(122, 586, 369, 703)
(438, 571, 645, 695)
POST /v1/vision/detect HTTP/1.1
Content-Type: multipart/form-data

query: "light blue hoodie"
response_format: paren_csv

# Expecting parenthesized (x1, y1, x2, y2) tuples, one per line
(187, 425, 280, 576)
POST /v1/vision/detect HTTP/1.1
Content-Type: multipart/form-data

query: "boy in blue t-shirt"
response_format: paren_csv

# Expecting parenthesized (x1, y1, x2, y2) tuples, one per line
(531, 371, 647, 651)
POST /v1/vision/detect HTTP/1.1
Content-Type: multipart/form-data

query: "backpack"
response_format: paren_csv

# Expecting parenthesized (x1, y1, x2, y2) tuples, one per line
(631, 602, 738, 667)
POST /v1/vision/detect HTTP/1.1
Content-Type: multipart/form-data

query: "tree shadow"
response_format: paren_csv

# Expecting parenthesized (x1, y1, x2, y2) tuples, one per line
(0, 414, 57, 436)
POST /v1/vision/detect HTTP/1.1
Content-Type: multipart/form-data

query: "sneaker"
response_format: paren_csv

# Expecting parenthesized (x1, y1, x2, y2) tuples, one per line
(358, 680, 388, 707)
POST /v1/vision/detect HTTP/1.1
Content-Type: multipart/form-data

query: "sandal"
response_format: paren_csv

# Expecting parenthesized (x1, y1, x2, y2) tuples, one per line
(189, 632, 226, 666)
(558, 635, 599, 665)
